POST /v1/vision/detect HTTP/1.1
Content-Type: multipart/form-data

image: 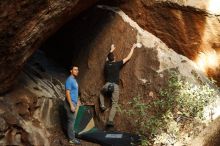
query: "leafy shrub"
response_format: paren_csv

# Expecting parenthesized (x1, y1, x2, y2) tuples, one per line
(121, 70, 217, 146)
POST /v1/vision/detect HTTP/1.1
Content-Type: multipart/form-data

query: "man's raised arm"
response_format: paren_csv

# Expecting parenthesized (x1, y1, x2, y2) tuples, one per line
(106, 44, 116, 61)
(123, 44, 136, 64)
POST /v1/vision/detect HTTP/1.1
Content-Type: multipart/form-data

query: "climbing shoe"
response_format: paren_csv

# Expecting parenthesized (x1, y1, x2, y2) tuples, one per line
(106, 121, 114, 127)
(69, 138, 81, 145)
(100, 106, 107, 112)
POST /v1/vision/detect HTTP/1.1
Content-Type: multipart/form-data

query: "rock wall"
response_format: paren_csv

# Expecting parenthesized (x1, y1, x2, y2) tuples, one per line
(1, 0, 220, 145)
(41, 1, 220, 145)
(0, 51, 66, 145)
(0, 0, 98, 94)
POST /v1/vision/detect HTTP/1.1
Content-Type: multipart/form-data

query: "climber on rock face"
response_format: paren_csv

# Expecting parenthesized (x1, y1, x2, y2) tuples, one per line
(64, 65, 81, 145)
(99, 43, 137, 127)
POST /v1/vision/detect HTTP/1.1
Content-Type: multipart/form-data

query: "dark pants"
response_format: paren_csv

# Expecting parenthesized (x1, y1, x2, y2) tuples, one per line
(64, 100, 76, 140)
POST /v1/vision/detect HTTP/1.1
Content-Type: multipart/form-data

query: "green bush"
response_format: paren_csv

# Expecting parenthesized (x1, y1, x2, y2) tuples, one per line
(121, 71, 217, 146)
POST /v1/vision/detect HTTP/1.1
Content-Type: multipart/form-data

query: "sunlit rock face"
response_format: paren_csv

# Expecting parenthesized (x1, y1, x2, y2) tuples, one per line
(0, 0, 98, 94)
(117, 0, 220, 84)
(190, 117, 220, 146)
(155, 0, 220, 15)
(185, 0, 220, 15)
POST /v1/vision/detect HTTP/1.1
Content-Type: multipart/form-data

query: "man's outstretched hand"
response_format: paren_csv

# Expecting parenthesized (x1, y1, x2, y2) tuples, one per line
(132, 43, 142, 49)
(132, 43, 137, 49)
(110, 44, 116, 52)
(136, 43, 142, 48)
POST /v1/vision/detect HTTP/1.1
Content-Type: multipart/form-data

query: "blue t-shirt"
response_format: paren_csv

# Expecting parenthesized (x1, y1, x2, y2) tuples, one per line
(65, 75, 78, 105)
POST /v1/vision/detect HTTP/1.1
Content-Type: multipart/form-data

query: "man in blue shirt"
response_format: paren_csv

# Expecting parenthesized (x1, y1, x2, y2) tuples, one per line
(64, 65, 81, 145)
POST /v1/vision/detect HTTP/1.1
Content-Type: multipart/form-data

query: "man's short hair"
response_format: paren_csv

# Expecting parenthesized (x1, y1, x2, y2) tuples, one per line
(108, 52, 114, 62)
(69, 64, 78, 71)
